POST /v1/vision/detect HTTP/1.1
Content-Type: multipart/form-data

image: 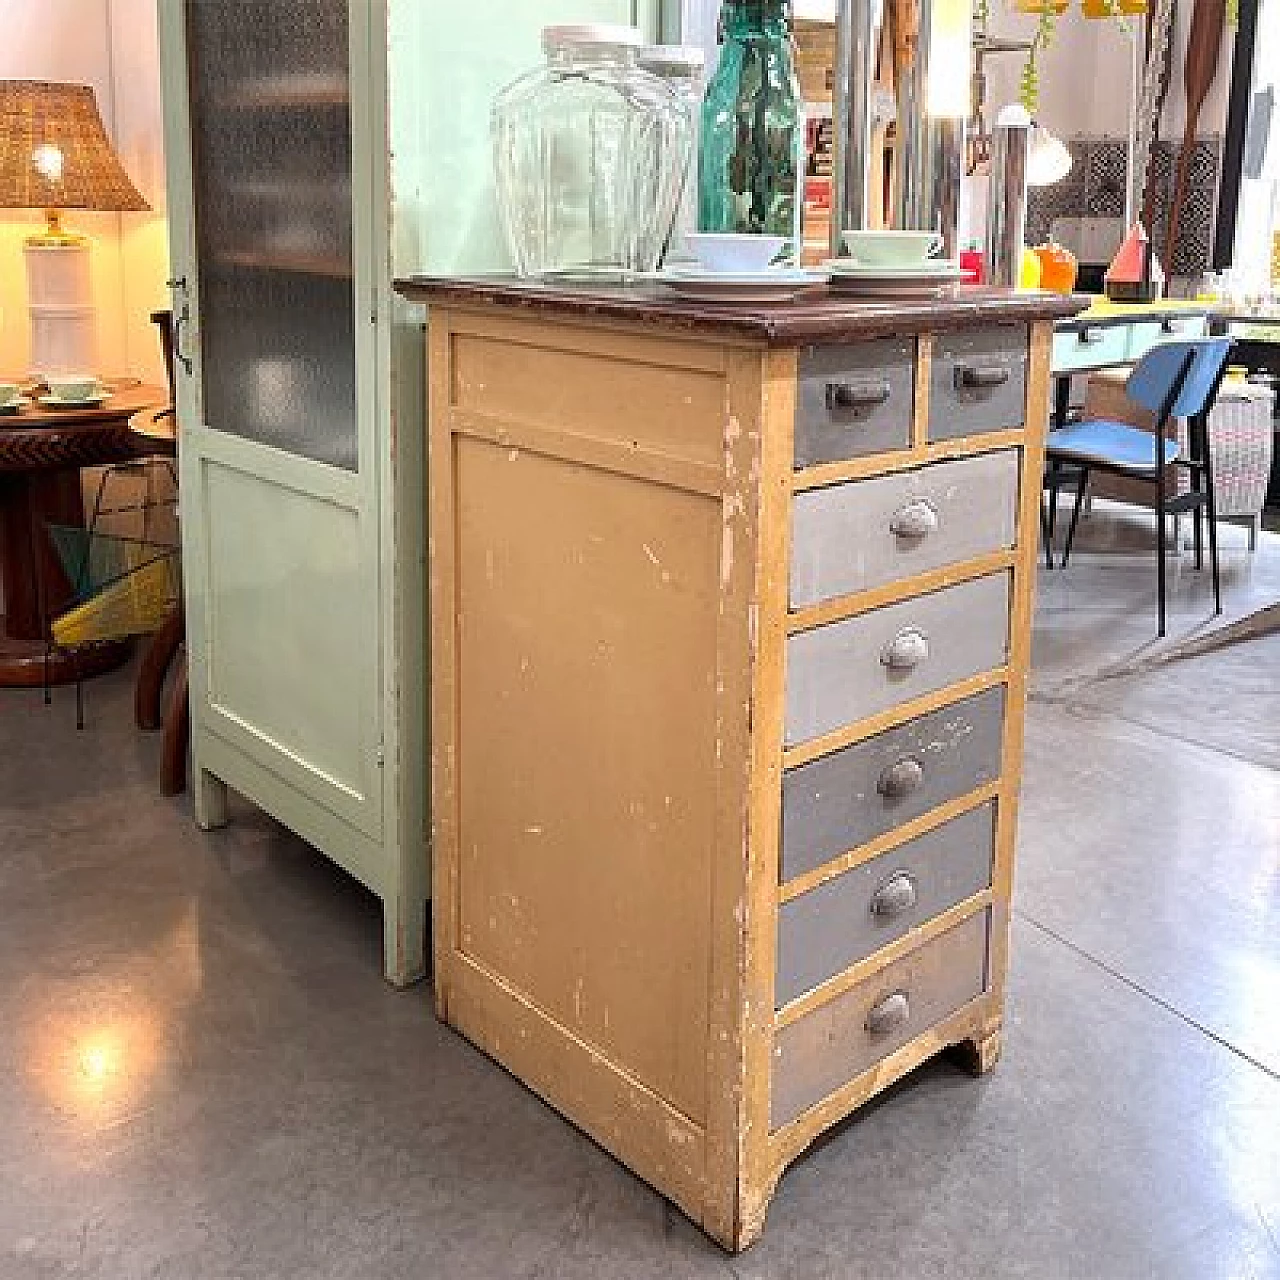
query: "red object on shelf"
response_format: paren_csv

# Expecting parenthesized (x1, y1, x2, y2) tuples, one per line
(960, 249, 985, 284)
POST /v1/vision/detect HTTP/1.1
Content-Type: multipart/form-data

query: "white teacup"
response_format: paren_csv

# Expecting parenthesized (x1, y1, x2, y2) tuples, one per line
(842, 229, 943, 268)
(48, 375, 101, 402)
(683, 233, 789, 274)
(0, 382, 20, 405)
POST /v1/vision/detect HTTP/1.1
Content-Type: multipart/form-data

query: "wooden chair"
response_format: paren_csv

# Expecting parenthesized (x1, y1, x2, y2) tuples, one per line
(1045, 337, 1233, 637)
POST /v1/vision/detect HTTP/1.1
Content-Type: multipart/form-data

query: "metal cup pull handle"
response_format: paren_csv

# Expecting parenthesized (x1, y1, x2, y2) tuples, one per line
(881, 627, 930, 671)
(876, 757, 924, 799)
(1078, 326, 1105, 346)
(865, 990, 911, 1037)
(889, 499, 939, 540)
(826, 378, 892, 414)
(955, 363, 1012, 391)
(869, 872, 919, 919)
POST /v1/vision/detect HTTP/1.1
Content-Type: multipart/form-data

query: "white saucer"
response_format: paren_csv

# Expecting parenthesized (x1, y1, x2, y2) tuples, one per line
(38, 392, 110, 408)
(825, 258, 962, 279)
(653, 266, 828, 303)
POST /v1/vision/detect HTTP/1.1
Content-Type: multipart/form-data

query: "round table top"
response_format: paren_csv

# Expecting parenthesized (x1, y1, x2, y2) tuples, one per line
(0, 385, 167, 473)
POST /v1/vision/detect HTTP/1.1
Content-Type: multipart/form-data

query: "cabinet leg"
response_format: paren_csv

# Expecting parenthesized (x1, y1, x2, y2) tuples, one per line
(951, 1026, 1003, 1076)
(194, 767, 229, 830)
(383, 892, 428, 988)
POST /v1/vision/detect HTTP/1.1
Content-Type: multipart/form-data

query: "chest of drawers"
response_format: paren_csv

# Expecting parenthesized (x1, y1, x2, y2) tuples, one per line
(403, 277, 1084, 1252)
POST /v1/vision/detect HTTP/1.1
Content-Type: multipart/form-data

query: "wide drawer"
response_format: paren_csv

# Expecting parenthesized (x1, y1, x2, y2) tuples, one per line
(929, 326, 1028, 441)
(780, 686, 1006, 883)
(785, 572, 1011, 747)
(794, 338, 916, 469)
(1125, 314, 1208, 361)
(1052, 322, 1130, 373)
(790, 450, 1020, 609)
(771, 909, 990, 1128)
(776, 801, 995, 1007)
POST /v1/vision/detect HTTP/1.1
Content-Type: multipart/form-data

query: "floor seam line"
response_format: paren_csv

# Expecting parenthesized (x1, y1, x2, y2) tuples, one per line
(1014, 908, 1280, 1083)
(1026, 688, 1280, 775)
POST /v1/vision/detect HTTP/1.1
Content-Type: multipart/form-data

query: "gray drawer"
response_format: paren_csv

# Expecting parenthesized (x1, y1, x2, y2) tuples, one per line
(785, 572, 1011, 747)
(929, 326, 1028, 441)
(780, 687, 1005, 883)
(772, 908, 989, 1128)
(776, 802, 995, 1006)
(790, 450, 1020, 608)
(795, 338, 915, 468)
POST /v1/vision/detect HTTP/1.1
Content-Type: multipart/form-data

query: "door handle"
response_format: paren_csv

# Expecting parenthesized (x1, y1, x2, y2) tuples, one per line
(172, 305, 194, 377)
(826, 378, 892, 414)
(954, 363, 1011, 391)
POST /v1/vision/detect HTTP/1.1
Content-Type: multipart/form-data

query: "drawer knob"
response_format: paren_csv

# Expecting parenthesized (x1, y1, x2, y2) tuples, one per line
(826, 378, 892, 415)
(881, 627, 930, 671)
(1160, 318, 1182, 334)
(869, 872, 918, 919)
(889, 499, 939, 540)
(865, 990, 911, 1037)
(1077, 326, 1105, 346)
(876, 756, 925, 799)
(954, 363, 1012, 391)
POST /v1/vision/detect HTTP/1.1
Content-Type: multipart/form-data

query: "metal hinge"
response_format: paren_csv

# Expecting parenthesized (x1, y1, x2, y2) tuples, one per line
(376, 742, 386, 768)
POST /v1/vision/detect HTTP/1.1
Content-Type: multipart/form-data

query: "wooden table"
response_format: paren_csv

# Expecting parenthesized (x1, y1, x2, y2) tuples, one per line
(0, 385, 165, 686)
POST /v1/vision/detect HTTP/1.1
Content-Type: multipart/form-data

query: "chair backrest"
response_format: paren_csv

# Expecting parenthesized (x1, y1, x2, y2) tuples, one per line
(1125, 336, 1233, 420)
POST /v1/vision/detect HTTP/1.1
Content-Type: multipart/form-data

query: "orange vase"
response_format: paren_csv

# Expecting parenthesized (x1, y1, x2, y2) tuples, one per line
(1034, 240, 1079, 294)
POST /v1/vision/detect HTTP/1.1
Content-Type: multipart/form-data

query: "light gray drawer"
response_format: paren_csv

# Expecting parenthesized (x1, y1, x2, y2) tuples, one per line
(790, 450, 1020, 609)
(795, 339, 916, 468)
(776, 801, 995, 1007)
(771, 909, 989, 1128)
(780, 687, 1006, 883)
(1051, 322, 1129, 374)
(929, 326, 1028, 440)
(1125, 315, 1208, 361)
(785, 572, 1011, 747)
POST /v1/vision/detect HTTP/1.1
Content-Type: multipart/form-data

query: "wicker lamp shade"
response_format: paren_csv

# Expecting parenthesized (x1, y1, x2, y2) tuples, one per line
(0, 80, 149, 213)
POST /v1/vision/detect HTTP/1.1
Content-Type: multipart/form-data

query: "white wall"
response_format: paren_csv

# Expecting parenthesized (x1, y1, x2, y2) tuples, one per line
(0, 0, 167, 384)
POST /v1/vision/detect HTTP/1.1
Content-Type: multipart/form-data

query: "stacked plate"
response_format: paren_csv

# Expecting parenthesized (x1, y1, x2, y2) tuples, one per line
(651, 265, 829, 303)
(825, 257, 964, 299)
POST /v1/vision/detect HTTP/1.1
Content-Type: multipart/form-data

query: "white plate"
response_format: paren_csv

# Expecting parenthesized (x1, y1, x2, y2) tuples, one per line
(0, 396, 27, 413)
(38, 392, 110, 408)
(827, 276, 964, 300)
(825, 258, 962, 279)
(652, 266, 829, 303)
(658, 266, 820, 285)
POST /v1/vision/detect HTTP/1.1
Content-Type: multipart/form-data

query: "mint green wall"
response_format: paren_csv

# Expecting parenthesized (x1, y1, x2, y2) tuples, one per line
(390, 1, 661, 277)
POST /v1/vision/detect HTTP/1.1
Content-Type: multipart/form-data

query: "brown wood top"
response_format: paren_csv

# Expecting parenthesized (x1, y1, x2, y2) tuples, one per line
(0, 386, 167, 473)
(394, 275, 1090, 344)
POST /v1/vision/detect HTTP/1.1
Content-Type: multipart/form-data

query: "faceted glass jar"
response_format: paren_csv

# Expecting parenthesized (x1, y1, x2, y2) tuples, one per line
(698, 0, 804, 257)
(638, 45, 706, 264)
(492, 25, 690, 278)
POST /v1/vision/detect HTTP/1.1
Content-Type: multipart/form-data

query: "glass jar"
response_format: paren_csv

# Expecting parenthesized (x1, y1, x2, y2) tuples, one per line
(698, 0, 805, 257)
(638, 44, 706, 263)
(491, 25, 690, 278)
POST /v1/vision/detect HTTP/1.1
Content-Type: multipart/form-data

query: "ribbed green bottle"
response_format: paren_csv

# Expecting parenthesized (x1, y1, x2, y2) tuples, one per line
(697, 0, 804, 256)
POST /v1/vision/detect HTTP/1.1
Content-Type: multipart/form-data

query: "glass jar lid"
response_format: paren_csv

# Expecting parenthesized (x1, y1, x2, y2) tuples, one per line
(637, 44, 707, 75)
(541, 24, 644, 56)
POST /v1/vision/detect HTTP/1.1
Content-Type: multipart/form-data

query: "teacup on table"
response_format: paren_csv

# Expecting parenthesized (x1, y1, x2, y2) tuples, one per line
(0, 382, 20, 406)
(682, 233, 789, 274)
(47, 376, 103, 402)
(841, 229, 943, 268)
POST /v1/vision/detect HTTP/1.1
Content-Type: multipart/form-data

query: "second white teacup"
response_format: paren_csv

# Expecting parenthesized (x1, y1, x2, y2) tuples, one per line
(842, 229, 943, 268)
(0, 382, 20, 405)
(48, 375, 102, 402)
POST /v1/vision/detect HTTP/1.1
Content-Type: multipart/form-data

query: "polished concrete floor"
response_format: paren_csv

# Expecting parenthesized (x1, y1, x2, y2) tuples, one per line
(2, 510, 1278, 1279)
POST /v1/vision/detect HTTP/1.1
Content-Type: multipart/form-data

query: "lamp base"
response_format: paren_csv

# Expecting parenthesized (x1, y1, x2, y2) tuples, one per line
(23, 238, 98, 377)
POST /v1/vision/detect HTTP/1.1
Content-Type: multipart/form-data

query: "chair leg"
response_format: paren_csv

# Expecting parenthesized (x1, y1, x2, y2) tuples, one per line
(1041, 494, 1054, 569)
(1249, 513, 1260, 553)
(1200, 419, 1222, 617)
(1062, 467, 1089, 566)
(135, 605, 184, 730)
(1156, 478, 1167, 639)
(160, 652, 190, 797)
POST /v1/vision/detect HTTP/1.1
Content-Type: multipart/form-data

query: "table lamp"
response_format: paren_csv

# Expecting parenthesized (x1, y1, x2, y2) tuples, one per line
(0, 79, 149, 377)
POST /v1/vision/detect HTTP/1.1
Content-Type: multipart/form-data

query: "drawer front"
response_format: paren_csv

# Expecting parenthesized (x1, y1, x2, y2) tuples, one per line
(776, 801, 995, 1007)
(795, 339, 916, 468)
(1052, 322, 1130, 373)
(929, 326, 1028, 440)
(781, 686, 1006, 883)
(785, 572, 1011, 747)
(771, 909, 989, 1128)
(1126, 314, 1208, 362)
(790, 450, 1020, 609)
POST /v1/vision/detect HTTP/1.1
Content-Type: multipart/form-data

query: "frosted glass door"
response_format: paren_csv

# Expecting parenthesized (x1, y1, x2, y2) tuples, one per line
(186, 0, 357, 469)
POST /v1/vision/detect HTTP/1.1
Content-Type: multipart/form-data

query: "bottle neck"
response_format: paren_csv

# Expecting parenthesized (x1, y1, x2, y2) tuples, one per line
(722, 0, 789, 40)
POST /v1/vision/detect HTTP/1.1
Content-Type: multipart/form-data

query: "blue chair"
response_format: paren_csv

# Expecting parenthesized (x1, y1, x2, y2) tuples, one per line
(1045, 337, 1233, 637)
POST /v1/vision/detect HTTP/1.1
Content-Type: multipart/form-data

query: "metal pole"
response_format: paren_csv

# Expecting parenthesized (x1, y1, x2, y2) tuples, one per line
(985, 105, 1030, 288)
(894, 0, 933, 230)
(831, 0, 882, 254)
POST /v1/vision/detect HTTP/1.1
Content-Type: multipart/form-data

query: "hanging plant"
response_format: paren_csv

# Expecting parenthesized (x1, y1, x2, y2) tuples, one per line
(1016, 0, 1060, 113)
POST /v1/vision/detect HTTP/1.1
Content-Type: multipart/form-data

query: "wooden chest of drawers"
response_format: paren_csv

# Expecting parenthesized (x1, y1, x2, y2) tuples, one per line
(403, 278, 1084, 1252)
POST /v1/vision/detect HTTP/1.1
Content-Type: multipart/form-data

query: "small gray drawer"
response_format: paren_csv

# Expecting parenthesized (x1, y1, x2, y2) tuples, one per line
(785, 572, 1011, 747)
(790, 450, 1020, 608)
(781, 686, 1006, 883)
(776, 801, 995, 1006)
(930, 326, 1028, 441)
(795, 338, 915, 468)
(771, 909, 989, 1128)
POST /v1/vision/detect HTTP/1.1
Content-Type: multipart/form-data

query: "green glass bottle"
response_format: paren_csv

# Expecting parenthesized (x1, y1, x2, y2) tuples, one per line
(698, 0, 804, 255)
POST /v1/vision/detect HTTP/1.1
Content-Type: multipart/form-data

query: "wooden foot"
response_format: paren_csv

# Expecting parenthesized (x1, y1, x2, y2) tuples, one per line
(159, 654, 189, 796)
(950, 1027, 1003, 1076)
(195, 766, 229, 830)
